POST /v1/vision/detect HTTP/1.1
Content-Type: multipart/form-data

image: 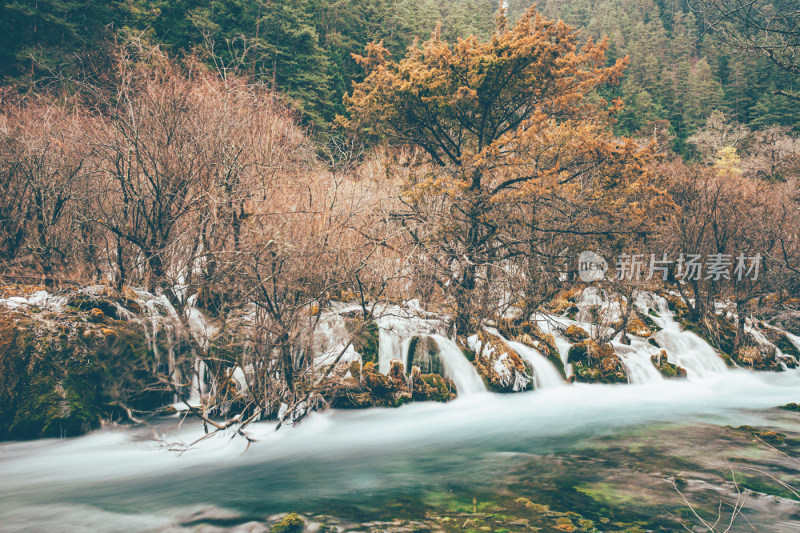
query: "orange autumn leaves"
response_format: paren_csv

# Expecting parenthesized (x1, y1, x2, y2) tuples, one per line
(342, 6, 653, 214)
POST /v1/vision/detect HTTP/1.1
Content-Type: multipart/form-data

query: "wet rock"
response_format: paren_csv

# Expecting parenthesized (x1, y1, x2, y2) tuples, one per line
(735, 343, 782, 371)
(471, 330, 533, 393)
(567, 340, 627, 384)
(650, 350, 687, 378)
(736, 425, 786, 445)
(271, 513, 304, 533)
(563, 325, 589, 343)
(625, 316, 652, 338)
(0, 307, 165, 440)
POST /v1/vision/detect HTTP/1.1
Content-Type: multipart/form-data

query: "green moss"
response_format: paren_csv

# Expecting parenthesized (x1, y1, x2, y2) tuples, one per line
(272, 513, 304, 533)
(569, 341, 627, 384)
(650, 353, 687, 379)
(775, 334, 800, 357)
(416, 374, 455, 402)
(677, 316, 736, 366)
(567, 341, 589, 364)
(638, 313, 662, 333)
(778, 403, 800, 411)
(575, 482, 639, 507)
(0, 310, 166, 441)
(736, 425, 786, 445)
(354, 320, 380, 365)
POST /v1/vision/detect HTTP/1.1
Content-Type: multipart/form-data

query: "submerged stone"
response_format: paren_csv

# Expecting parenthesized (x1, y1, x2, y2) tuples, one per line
(271, 513, 304, 533)
(650, 351, 687, 378)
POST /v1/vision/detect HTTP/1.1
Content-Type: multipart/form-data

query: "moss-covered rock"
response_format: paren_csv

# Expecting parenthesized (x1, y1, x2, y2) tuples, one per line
(778, 403, 800, 411)
(639, 312, 662, 334)
(675, 314, 736, 367)
(735, 344, 783, 371)
(736, 425, 786, 445)
(0, 307, 165, 440)
(625, 316, 652, 338)
(350, 320, 379, 365)
(666, 294, 689, 316)
(323, 360, 455, 407)
(760, 324, 800, 357)
(410, 366, 456, 402)
(65, 285, 142, 319)
(272, 513, 304, 533)
(568, 340, 628, 384)
(471, 330, 533, 392)
(650, 351, 687, 379)
(564, 325, 589, 343)
(494, 320, 566, 378)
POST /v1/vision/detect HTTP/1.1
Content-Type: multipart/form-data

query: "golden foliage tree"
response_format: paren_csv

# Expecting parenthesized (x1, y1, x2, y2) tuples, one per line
(344, 7, 654, 333)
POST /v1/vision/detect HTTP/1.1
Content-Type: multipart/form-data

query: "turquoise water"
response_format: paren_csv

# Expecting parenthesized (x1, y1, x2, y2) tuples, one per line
(1, 369, 799, 532)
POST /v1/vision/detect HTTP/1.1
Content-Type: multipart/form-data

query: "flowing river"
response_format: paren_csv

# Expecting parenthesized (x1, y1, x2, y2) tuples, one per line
(2, 369, 800, 532)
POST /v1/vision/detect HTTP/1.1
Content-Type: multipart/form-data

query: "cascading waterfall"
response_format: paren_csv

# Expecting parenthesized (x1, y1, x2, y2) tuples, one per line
(532, 317, 574, 377)
(378, 327, 403, 374)
(430, 335, 487, 395)
(785, 331, 800, 354)
(611, 337, 664, 383)
(646, 297, 728, 377)
(503, 338, 565, 388)
(375, 309, 441, 372)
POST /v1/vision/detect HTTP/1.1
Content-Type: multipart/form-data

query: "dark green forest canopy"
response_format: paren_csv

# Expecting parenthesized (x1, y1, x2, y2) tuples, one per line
(1, 0, 797, 147)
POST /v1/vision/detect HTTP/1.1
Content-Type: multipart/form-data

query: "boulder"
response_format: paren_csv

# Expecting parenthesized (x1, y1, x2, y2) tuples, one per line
(734, 344, 782, 371)
(272, 513, 305, 533)
(650, 350, 687, 378)
(0, 306, 165, 440)
(567, 340, 628, 384)
(471, 330, 533, 393)
(625, 316, 652, 338)
(564, 325, 589, 343)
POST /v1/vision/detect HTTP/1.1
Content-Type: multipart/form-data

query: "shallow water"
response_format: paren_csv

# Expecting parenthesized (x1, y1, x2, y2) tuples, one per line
(2, 369, 800, 532)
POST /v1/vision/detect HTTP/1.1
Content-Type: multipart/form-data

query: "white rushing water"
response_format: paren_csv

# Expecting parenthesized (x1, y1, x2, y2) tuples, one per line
(644, 297, 729, 377)
(430, 334, 487, 394)
(377, 327, 403, 374)
(503, 338, 565, 388)
(1, 367, 799, 533)
(612, 336, 664, 384)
